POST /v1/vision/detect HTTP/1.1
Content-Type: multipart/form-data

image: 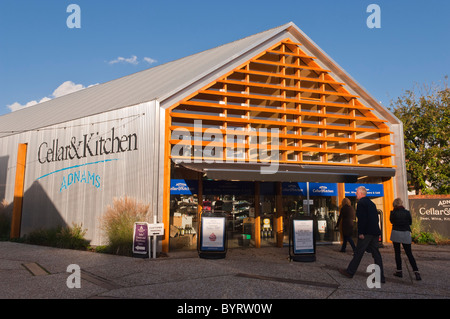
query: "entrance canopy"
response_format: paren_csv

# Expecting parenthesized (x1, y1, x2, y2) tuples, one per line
(181, 163, 395, 183)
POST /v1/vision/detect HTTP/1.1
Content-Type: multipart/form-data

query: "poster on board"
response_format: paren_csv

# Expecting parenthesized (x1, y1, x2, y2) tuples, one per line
(293, 219, 315, 254)
(132, 222, 149, 256)
(200, 216, 226, 252)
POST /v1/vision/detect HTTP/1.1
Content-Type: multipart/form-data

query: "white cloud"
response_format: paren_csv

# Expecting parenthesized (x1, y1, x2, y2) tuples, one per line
(52, 81, 85, 98)
(143, 57, 157, 64)
(108, 55, 157, 65)
(7, 81, 96, 112)
(108, 55, 138, 65)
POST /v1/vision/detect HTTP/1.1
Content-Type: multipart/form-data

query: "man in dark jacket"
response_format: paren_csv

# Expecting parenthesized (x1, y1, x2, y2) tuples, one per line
(339, 186, 385, 283)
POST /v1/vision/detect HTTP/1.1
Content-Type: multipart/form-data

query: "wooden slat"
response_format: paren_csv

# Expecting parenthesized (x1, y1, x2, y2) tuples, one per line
(170, 112, 392, 134)
(217, 79, 359, 99)
(234, 69, 346, 86)
(195, 90, 375, 111)
(178, 100, 387, 123)
(267, 49, 316, 59)
(169, 139, 393, 157)
(251, 59, 330, 73)
(169, 125, 394, 146)
(281, 40, 303, 47)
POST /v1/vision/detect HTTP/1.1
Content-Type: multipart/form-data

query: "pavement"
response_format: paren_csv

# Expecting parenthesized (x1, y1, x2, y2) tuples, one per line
(0, 241, 449, 302)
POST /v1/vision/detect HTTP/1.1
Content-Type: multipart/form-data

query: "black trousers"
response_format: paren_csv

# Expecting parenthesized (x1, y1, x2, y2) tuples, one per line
(346, 235, 385, 280)
(340, 235, 356, 252)
(393, 242, 419, 272)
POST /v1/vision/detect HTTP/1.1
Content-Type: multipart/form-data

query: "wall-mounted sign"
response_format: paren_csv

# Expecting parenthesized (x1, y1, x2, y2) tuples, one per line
(170, 179, 198, 195)
(345, 184, 384, 197)
(37, 127, 138, 164)
(282, 182, 307, 196)
(309, 183, 338, 196)
(283, 182, 338, 197)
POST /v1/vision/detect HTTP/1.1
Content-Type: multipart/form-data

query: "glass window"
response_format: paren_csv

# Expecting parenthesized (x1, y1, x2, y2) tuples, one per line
(169, 193, 199, 251)
(203, 193, 255, 249)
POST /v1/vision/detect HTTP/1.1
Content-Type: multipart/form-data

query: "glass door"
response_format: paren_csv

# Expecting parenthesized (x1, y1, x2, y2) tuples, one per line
(311, 196, 340, 242)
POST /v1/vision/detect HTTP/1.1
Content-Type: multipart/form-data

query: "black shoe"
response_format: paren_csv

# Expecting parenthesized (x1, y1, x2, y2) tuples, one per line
(415, 272, 422, 281)
(339, 268, 353, 279)
(393, 271, 403, 278)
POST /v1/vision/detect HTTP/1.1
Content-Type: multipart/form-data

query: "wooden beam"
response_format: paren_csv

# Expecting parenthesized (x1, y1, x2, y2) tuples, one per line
(169, 125, 394, 146)
(10, 143, 27, 239)
(234, 69, 346, 86)
(178, 100, 385, 123)
(382, 178, 394, 243)
(254, 182, 261, 248)
(217, 79, 359, 99)
(170, 112, 393, 134)
(196, 90, 375, 111)
(251, 59, 330, 73)
(267, 49, 316, 59)
(275, 182, 283, 248)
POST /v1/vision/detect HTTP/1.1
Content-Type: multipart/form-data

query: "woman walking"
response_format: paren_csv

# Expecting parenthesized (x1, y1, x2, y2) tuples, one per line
(390, 198, 421, 280)
(336, 198, 356, 253)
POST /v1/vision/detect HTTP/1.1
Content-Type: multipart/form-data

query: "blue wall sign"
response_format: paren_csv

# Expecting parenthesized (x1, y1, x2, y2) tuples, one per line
(282, 182, 307, 196)
(309, 183, 338, 196)
(282, 182, 337, 196)
(170, 179, 198, 195)
(171, 180, 383, 198)
(345, 183, 384, 197)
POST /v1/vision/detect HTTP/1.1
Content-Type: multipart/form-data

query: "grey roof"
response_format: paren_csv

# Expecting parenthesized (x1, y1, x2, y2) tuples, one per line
(0, 22, 399, 139)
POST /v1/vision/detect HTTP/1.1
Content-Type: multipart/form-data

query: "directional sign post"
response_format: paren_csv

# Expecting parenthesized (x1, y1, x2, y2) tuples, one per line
(133, 222, 164, 259)
(148, 223, 164, 259)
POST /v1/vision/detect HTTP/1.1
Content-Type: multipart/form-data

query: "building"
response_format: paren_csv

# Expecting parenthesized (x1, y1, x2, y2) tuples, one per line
(0, 22, 407, 252)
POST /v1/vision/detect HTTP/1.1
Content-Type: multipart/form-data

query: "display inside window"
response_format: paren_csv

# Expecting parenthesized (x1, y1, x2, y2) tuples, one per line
(169, 195, 198, 250)
(204, 195, 255, 248)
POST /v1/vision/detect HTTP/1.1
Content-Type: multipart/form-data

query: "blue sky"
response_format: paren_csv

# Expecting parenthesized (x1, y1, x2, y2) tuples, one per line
(0, 0, 448, 116)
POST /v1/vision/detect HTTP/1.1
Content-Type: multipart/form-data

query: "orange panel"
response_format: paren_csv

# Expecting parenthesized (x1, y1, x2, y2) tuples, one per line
(10, 143, 27, 239)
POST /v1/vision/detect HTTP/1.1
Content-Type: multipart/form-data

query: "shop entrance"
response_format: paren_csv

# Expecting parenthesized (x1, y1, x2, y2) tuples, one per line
(169, 179, 342, 251)
(169, 173, 387, 251)
(169, 178, 281, 250)
(311, 196, 340, 242)
(281, 182, 341, 244)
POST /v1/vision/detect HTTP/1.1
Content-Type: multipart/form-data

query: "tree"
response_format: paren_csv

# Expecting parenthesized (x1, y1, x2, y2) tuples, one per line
(390, 78, 450, 194)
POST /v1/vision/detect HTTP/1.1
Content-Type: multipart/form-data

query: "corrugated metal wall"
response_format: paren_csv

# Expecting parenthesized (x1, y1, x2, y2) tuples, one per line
(0, 100, 165, 246)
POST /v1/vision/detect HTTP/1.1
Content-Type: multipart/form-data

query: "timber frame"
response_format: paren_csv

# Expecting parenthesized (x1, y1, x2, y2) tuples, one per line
(167, 39, 394, 168)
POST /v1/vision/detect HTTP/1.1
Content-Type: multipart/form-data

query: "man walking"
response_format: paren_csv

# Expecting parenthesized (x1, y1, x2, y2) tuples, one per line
(339, 186, 385, 283)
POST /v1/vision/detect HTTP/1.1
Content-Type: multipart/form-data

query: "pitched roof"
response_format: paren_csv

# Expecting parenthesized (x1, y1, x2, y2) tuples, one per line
(0, 22, 398, 138)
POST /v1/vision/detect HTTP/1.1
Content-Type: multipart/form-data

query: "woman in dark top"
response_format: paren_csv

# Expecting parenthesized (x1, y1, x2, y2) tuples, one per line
(390, 198, 421, 280)
(336, 198, 356, 253)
